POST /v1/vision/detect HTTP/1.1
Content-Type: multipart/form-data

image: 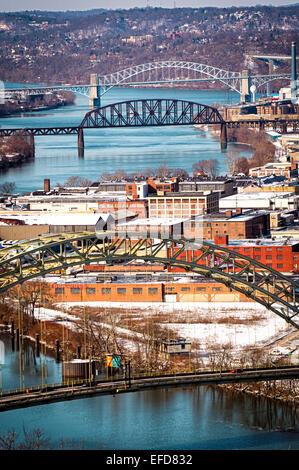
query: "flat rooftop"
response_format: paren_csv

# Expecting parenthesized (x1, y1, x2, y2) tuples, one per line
(201, 210, 269, 222)
(221, 192, 295, 200)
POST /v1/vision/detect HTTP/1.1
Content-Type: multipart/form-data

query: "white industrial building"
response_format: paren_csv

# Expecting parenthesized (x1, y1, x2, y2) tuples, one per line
(219, 192, 299, 211)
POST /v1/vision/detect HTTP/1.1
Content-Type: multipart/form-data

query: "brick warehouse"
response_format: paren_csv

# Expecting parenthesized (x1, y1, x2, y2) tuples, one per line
(48, 280, 250, 303)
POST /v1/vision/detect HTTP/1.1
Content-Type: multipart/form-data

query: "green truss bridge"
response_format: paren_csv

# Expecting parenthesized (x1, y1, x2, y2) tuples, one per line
(0, 231, 299, 330)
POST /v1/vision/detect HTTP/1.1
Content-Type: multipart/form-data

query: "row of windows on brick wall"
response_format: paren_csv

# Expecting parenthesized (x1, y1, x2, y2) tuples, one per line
(55, 286, 226, 295)
(55, 287, 159, 295)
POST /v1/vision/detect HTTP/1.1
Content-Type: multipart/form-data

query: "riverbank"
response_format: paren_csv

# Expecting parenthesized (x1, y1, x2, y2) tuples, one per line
(1, 298, 298, 405)
(0, 134, 35, 172)
(0, 91, 75, 118)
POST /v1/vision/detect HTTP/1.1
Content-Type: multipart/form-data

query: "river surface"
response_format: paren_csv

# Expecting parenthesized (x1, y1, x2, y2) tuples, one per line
(0, 86, 252, 194)
(0, 333, 298, 450)
(0, 87, 298, 450)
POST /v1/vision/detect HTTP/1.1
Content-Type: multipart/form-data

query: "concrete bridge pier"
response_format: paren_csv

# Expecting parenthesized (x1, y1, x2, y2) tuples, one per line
(78, 128, 84, 157)
(220, 122, 227, 149)
(29, 134, 35, 158)
(259, 120, 265, 131)
(281, 121, 288, 134)
(240, 69, 251, 103)
(89, 73, 101, 109)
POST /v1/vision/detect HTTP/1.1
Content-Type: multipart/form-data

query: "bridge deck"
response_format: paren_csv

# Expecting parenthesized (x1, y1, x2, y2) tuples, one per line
(1, 366, 299, 412)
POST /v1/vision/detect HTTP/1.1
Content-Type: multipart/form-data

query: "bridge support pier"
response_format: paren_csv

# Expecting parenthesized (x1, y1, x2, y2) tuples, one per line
(259, 120, 265, 132)
(220, 123, 227, 149)
(281, 121, 288, 134)
(89, 73, 101, 109)
(78, 128, 84, 157)
(240, 69, 251, 103)
(35, 333, 40, 356)
(56, 339, 60, 362)
(29, 134, 35, 158)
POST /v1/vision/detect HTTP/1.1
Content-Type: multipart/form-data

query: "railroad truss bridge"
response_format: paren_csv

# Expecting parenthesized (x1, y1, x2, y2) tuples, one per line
(1, 98, 298, 155)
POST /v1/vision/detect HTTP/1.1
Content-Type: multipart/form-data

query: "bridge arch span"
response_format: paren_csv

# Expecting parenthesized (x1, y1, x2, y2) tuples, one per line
(100, 60, 242, 95)
(0, 232, 298, 330)
(79, 99, 225, 129)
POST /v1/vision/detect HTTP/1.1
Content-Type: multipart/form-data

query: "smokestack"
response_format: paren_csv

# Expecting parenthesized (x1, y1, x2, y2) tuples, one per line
(291, 41, 297, 100)
(44, 178, 50, 192)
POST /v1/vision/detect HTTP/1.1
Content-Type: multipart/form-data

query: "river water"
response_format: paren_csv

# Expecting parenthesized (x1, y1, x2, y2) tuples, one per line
(0, 332, 299, 450)
(0, 87, 298, 450)
(0, 86, 252, 194)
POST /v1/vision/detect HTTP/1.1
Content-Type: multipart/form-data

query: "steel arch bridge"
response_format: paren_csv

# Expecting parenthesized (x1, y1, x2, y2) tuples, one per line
(3, 61, 290, 99)
(0, 231, 298, 330)
(79, 99, 225, 128)
(99, 60, 289, 96)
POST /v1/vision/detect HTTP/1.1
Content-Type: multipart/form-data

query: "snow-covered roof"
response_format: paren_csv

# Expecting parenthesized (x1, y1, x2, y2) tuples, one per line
(0, 212, 112, 226)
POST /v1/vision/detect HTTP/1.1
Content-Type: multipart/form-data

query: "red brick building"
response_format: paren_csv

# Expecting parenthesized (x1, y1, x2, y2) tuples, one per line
(98, 200, 148, 218)
(168, 235, 299, 273)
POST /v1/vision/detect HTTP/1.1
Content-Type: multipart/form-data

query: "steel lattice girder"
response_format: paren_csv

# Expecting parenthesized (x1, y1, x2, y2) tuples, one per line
(80, 99, 224, 128)
(0, 127, 80, 137)
(100, 61, 242, 94)
(0, 232, 298, 329)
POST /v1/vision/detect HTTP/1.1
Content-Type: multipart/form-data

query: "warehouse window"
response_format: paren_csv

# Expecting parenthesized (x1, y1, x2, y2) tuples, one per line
(181, 287, 190, 292)
(212, 287, 222, 291)
(55, 287, 64, 295)
(196, 287, 206, 292)
(148, 288, 158, 295)
(133, 288, 143, 294)
(86, 288, 96, 295)
(102, 288, 111, 295)
(277, 264, 283, 269)
(117, 288, 126, 294)
(71, 288, 80, 294)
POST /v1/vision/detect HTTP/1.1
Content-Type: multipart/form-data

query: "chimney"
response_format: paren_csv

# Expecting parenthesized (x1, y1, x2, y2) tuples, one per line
(291, 41, 297, 101)
(225, 210, 233, 218)
(44, 178, 50, 192)
(235, 208, 243, 215)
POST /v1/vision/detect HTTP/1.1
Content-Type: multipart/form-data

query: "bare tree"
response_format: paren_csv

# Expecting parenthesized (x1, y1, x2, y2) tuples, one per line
(192, 158, 219, 178)
(0, 181, 16, 193)
(0, 427, 50, 450)
(63, 176, 93, 187)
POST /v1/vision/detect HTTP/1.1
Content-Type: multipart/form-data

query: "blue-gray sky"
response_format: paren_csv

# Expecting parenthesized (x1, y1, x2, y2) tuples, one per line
(0, 0, 295, 13)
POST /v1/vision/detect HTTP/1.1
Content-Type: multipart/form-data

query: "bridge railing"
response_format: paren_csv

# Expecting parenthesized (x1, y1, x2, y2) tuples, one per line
(1, 364, 298, 398)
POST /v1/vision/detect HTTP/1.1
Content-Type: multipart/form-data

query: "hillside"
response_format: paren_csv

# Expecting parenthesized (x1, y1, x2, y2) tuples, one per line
(0, 5, 298, 86)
